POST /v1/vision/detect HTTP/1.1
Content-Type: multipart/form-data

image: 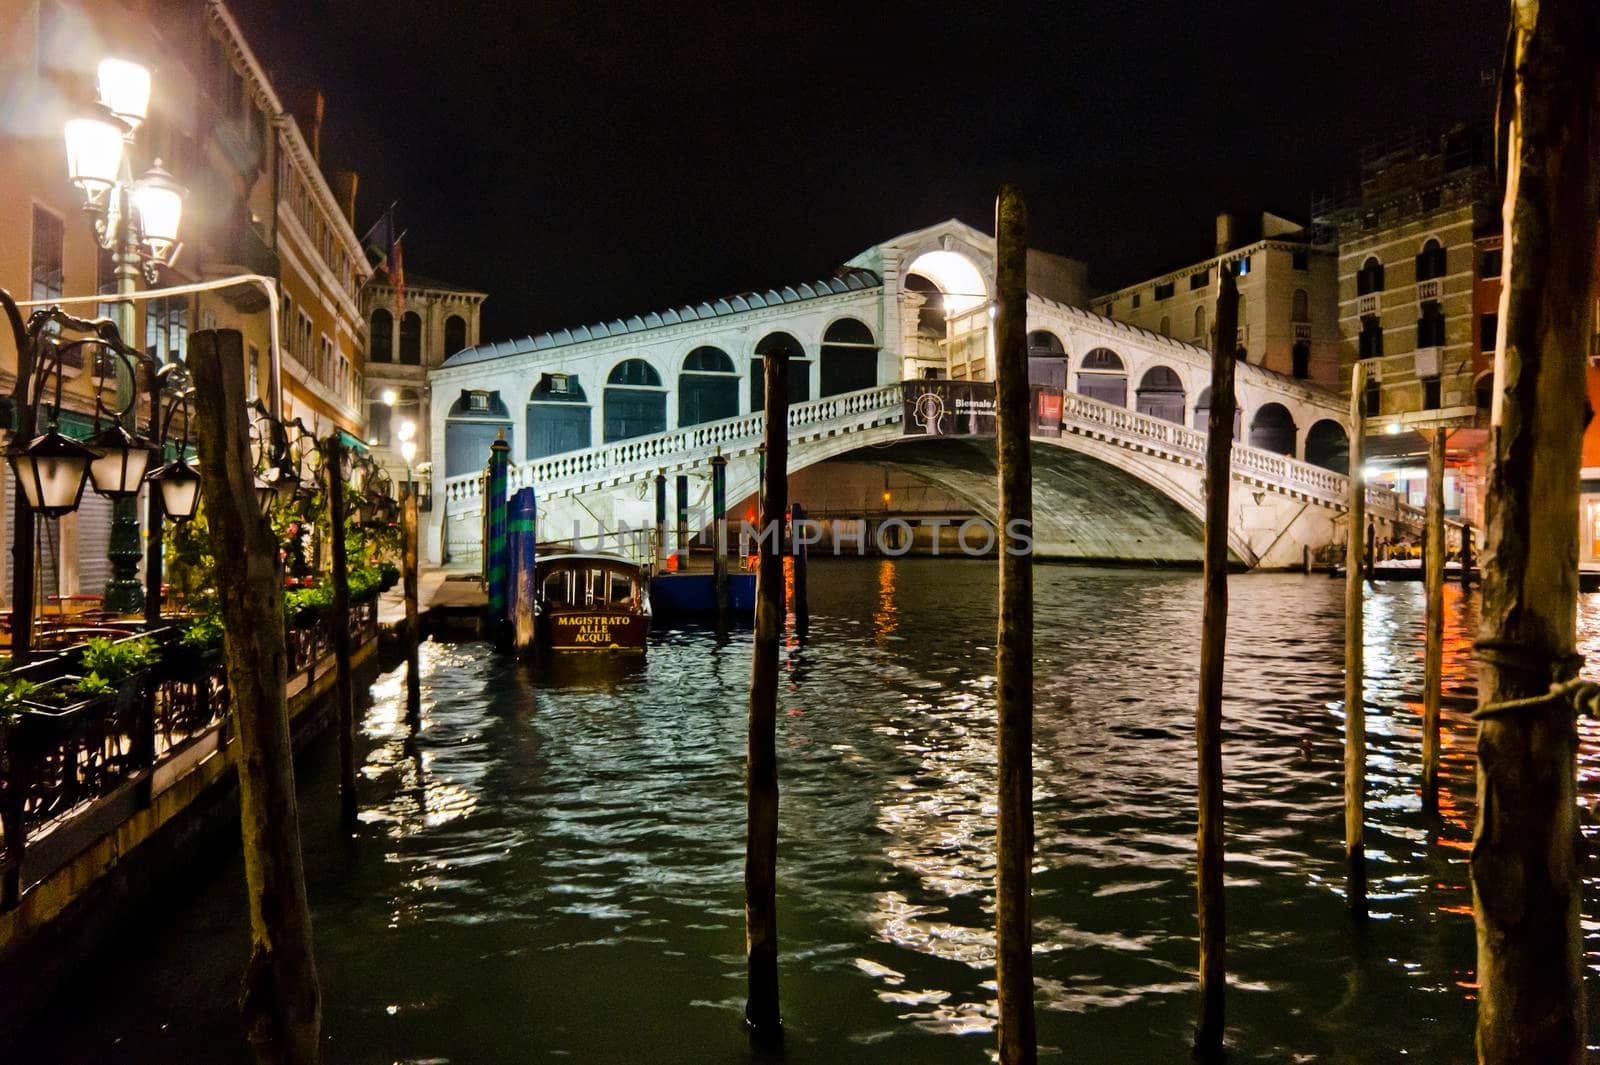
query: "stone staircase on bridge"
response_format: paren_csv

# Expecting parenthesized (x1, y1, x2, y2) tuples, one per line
(433, 382, 1424, 568)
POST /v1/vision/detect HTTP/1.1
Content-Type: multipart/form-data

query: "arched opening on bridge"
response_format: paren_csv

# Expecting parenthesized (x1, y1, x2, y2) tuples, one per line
(370, 308, 393, 363)
(1074, 348, 1127, 407)
(1135, 365, 1185, 424)
(1249, 402, 1297, 456)
(1028, 330, 1067, 388)
(905, 250, 989, 380)
(604, 359, 667, 442)
(445, 389, 512, 478)
(679, 346, 740, 427)
(750, 332, 810, 411)
(820, 318, 878, 397)
(905, 250, 987, 315)
(1193, 387, 1242, 437)
(444, 314, 468, 357)
(527, 373, 591, 459)
(1304, 419, 1349, 474)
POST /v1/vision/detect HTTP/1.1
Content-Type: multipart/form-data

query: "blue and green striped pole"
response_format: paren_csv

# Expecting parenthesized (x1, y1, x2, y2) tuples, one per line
(485, 430, 511, 646)
(509, 487, 538, 653)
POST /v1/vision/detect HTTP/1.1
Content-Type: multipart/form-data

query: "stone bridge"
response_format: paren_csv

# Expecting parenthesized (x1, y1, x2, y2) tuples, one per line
(431, 381, 1421, 569)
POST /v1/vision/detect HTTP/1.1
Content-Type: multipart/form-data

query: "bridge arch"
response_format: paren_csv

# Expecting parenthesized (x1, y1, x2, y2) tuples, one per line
(679, 346, 739, 427)
(1193, 387, 1241, 437)
(819, 317, 878, 398)
(604, 358, 667, 442)
(1304, 419, 1349, 474)
(1074, 347, 1128, 407)
(750, 331, 810, 411)
(444, 388, 512, 478)
(1135, 365, 1185, 424)
(527, 373, 592, 459)
(1248, 402, 1297, 456)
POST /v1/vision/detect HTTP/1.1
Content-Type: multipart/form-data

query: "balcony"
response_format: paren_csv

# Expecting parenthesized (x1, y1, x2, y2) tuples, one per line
(1357, 293, 1380, 317)
(199, 221, 279, 312)
(1292, 322, 1312, 340)
(1416, 279, 1441, 301)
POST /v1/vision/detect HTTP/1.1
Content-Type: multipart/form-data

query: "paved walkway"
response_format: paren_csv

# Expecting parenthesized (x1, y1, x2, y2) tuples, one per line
(375, 566, 484, 628)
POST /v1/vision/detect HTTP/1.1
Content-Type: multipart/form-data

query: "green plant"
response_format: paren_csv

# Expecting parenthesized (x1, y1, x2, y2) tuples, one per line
(0, 676, 39, 722)
(73, 673, 115, 698)
(285, 583, 333, 628)
(79, 636, 158, 686)
(164, 501, 217, 613)
(181, 615, 225, 652)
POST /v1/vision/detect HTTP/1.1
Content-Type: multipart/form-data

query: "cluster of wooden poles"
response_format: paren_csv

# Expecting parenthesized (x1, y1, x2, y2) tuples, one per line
(148, 6, 1595, 1064)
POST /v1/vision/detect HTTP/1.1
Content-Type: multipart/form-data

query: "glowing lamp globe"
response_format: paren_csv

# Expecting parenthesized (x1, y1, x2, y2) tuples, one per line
(85, 423, 156, 498)
(133, 161, 184, 257)
(97, 58, 151, 128)
(9, 429, 96, 517)
(63, 114, 125, 197)
(149, 458, 202, 522)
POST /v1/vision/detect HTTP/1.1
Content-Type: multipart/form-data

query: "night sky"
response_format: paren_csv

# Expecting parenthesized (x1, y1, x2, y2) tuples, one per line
(225, 1, 1506, 344)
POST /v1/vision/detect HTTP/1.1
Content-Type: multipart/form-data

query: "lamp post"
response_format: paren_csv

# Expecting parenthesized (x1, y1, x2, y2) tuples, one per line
(63, 56, 186, 615)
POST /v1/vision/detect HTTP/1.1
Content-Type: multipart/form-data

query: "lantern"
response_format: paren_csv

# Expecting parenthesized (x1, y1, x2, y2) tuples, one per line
(96, 58, 151, 129)
(63, 113, 124, 198)
(85, 422, 156, 498)
(132, 161, 184, 259)
(8, 429, 95, 517)
(148, 457, 201, 522)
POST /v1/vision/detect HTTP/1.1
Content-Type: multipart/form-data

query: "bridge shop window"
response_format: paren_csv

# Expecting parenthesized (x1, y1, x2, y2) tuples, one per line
(444, 389, 512, 478)
(1073, 347, 1128, 407)
(1304, 419, 1349, 474)
(399, 311, 423, 365)
(527, 373, 591, 460)
(750, 332, 810, 411)
(1248, 402, 1297, 456)
(1135, 365, 1186, 424)
(679, 346, 739, 427)
(1027, 331, 1067, 389)
(1193, 387, 1242, 437)
(370, 308, 393, 363)
(820, 318, 879, 398)
(603, 359, 667, 442)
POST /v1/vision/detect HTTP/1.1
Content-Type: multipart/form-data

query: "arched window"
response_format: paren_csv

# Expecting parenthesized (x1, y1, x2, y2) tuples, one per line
(1304, 419, 1349, 474)
(1291, 288, 1309, 323)
(1248, 402, 1297, 456)
(369, 308, 393, 363)
(527, 373, 591, 459)
(750, 332, 809, 411)
(444, 389, 512, 478)
(444, 314, 467, 356)
(1135, 365, 1185, 424)
(1416, 238, 1447, 282)
(604, 359, 666, 442)
(820, 318, 878, 397)
(399, 311, 422, 365)
(1073, 347, 1127, 407)
(1292, 341, 1311, 380)
(1158, 315, 1170, 336)
(1027, 330, 1064, 355)
(1193, 387, 1241, 437)
(1357, 257, 1385, 296)
(1193, 305, 1206, 340)
(679, 346, 739, 426)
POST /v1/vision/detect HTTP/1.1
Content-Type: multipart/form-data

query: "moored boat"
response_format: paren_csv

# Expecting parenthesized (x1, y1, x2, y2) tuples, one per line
(535, 552, 651, 652)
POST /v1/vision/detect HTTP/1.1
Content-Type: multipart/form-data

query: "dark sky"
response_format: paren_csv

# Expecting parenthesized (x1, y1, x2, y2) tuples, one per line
(226, 1, 1506, 343)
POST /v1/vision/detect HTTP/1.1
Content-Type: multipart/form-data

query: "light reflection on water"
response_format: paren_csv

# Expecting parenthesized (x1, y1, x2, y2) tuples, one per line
(20, 559, 1600, 1064)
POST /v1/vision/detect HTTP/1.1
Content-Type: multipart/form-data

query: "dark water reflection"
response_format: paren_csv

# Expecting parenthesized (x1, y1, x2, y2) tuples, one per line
(17, 559, 1600, 1063)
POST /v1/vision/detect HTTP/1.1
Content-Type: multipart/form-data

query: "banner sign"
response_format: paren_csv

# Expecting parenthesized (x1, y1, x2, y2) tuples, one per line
(901, 380, 997, 438)
(1031, 386, 1063, 438)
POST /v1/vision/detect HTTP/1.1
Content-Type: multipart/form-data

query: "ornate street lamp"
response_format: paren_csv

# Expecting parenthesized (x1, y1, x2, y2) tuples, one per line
(249, 400, 297, 514)
(83, 343, 159, 498)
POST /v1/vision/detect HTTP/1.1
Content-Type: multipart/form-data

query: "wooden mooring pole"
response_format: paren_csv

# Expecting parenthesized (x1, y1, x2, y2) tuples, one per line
(1345, 360, 1368, 916)
(325, 433, 357, 829)
(790, 501, 809, 641)
(993, 182, 1036, 1065)
(1194, 252, 1238, 1060)
(745, 345, 788, 1043)
(189, 330, 321, 1064)
(1473, 3, 1597, 1060)
(1421, 429, 1445, 814)
(711, 450, 730, 626)
(403, 488, 421, 717)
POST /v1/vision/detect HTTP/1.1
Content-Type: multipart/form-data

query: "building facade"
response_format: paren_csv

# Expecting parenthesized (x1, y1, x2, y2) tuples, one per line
(0, 0, 369, 609)
(362, 270, 487, 497)
(1095, 212, 1341, 388)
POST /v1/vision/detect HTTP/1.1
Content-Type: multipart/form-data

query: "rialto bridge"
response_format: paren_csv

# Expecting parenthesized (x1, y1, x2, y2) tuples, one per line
(426, 220, 1418, 567)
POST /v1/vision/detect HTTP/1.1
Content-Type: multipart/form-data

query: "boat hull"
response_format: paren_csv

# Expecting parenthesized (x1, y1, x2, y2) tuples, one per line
(539, 609, 649, 652)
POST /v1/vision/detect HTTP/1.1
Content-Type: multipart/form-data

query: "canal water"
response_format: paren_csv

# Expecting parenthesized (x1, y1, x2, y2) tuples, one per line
(16, 560, 1600, 1063)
